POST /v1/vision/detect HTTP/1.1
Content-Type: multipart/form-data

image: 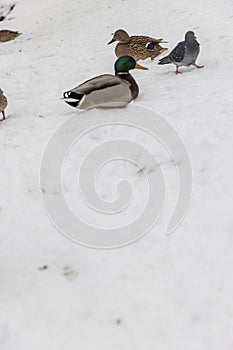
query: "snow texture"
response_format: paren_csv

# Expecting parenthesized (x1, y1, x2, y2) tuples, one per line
(1, 0, 233, 349)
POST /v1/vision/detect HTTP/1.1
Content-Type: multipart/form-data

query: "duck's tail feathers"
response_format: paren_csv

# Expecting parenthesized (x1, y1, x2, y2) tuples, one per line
(63, 91, 84, 108)
(158, 56, 172, 65)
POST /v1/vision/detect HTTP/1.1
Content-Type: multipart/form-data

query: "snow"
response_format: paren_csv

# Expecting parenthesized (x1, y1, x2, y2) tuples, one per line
(1, 0, 233, 349)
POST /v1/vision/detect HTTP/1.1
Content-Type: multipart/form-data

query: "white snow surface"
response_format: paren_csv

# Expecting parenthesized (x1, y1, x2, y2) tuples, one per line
(1, 0, 233, 349)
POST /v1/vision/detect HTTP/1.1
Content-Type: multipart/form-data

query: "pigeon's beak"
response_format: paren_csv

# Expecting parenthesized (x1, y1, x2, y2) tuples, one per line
(135, 63, 149, 70)
(194, 35, 197, 39)
(107, 38, 115, 45)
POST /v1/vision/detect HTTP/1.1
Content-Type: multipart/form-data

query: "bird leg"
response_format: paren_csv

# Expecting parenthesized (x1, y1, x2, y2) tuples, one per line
(1, 111, 6, 121)
(175, 67, 182, 74)
(194, 64, 204, 69)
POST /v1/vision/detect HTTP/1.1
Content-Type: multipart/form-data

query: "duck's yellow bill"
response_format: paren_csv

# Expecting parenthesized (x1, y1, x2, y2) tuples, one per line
(135, 63, 149, 70)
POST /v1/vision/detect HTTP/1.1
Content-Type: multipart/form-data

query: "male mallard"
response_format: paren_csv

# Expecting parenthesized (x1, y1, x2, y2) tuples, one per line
(0, 88, 8, 121)
(63, 56, 148, 110)
(108, 29, 168, 61)
(0, 30, 22, 42)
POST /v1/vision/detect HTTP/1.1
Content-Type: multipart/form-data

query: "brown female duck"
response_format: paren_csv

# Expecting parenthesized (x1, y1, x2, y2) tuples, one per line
(108, 29, 168, 61)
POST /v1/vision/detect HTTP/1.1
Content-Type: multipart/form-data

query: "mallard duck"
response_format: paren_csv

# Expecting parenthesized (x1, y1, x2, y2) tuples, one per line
(108, 29, 168, 61)
(0, 30, 22, 42)
(63, 56, 148, 110)
(0, 88, 8, 121)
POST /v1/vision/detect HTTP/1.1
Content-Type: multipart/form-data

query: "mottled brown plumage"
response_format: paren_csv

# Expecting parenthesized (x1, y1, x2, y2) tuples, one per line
(108, 29, 168, 61)
(0, 30, 22, 42)
(0, 88, 8, 121)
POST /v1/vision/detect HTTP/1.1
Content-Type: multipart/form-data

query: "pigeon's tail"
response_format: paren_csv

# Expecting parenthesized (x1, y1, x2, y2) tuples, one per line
(158, 55, 172, 65)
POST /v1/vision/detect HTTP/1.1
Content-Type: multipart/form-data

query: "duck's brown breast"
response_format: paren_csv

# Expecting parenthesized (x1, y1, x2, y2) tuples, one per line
(0, 94, 8, 112)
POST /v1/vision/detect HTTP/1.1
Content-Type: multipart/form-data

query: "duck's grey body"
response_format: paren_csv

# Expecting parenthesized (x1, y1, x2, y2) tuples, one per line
(64, 73, 137, 110)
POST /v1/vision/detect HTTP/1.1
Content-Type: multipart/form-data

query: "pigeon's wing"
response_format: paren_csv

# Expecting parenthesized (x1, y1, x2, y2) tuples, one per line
(169, 41, 186, 63)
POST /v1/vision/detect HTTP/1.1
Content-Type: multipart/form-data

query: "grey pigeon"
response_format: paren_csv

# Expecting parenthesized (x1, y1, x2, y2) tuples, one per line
(158, 31, 204, 74)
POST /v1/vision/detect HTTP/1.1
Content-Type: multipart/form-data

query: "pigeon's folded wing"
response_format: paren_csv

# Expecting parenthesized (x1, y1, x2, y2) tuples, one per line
(170, 42, 185, 62)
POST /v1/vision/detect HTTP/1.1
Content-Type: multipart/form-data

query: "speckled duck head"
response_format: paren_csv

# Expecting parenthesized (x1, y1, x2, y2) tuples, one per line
(108, 29, 130, 44)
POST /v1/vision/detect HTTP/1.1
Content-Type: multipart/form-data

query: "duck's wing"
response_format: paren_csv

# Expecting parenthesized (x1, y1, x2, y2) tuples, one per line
(64, 74, 133, 110)
(145, 36, 165, 45)
(71, 74, 123, 95)
(130, 35, 164, 46)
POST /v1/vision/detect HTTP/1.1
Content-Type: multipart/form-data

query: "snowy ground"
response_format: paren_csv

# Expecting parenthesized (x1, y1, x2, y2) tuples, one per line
(1, 0, 233, 349)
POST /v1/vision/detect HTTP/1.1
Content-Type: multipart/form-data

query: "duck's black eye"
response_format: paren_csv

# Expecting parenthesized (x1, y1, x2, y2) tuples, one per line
(146, 43, 155, 50)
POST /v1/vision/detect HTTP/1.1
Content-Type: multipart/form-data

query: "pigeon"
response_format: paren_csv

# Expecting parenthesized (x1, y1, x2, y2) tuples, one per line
(158, 31, 204, 74)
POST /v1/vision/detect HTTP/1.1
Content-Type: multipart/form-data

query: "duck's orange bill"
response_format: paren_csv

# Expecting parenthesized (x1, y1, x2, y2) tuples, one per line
(135, 63, 149, 70)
